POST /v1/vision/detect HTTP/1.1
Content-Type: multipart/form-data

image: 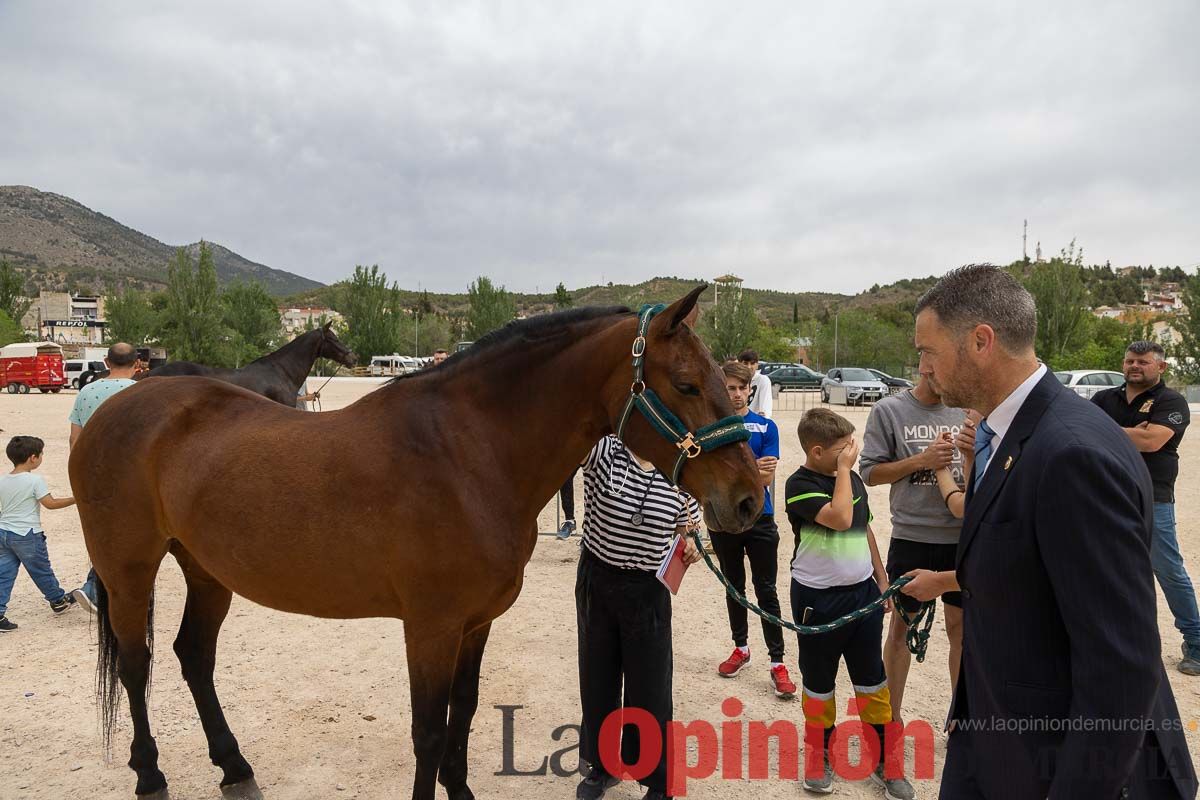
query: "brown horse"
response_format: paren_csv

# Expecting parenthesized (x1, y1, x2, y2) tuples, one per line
(69, 287, 763, 800)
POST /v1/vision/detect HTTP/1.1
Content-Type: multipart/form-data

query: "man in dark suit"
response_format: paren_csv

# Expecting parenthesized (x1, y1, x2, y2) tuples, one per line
(900, 265, 1196, 799)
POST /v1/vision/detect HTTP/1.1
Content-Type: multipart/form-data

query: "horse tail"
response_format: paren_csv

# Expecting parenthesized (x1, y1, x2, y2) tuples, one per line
(96, 576, 156, 753)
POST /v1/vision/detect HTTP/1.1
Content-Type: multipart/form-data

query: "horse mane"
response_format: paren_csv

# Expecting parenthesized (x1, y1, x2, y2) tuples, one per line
(388, 305, 632, 384)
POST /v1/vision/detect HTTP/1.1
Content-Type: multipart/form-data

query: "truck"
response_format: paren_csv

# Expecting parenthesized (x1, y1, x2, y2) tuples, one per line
(0, 341, 68, 394)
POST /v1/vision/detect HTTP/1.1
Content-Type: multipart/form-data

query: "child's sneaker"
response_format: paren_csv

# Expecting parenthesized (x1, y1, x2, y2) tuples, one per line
(871, 764, 915, 800)
(803, 753, 834, 794)
(49, 595, 76, 615)
(0, 615, 17, 632)
(770, 664, 797, 699)
(72, 587, 97, 615)
(717, 647, 750, 677)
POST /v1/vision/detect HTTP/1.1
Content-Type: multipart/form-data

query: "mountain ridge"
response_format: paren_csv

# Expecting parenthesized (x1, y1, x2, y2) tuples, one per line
(0, 185, 322, 296)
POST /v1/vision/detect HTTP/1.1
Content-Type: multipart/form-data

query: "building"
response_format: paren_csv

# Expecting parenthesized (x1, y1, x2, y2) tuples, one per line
(21, 292, 107, 345)
(279, 306, 342, 336)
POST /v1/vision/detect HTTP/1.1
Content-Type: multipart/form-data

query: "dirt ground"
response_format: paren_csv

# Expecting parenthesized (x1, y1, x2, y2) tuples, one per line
(1, 382, 1197, 800)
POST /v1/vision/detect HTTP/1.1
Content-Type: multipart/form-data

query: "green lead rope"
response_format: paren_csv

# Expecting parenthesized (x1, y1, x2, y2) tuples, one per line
(686, 530, 937, 662)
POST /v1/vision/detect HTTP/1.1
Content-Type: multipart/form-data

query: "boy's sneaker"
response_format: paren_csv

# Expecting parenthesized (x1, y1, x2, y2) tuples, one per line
(557, 519, 577, 540)
(72, 587, 97, 615)
(49, 595, 76, 615)
(576, 765, 618, 800)
(803, 754, 834, 794)
(717, 648, 750, 677)
(770, 664, 797, 699)
(871, 765, 916, 800)
(0, 615, 17, 632)
(1181, 642, 1200, 676)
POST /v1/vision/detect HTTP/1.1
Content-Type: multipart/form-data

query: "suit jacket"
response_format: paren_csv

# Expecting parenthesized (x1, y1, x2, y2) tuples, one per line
(951, 370, 1197, 798)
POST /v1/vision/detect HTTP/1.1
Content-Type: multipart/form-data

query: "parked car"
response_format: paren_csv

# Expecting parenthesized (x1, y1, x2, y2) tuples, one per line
(821, 367, 889, 405)
(867, 369, 915, 395)
(768, 364, 824, 391)
(65, 359, 107, 390)
(1055, 369, 1126, 399)
(758, 362, 794, 375)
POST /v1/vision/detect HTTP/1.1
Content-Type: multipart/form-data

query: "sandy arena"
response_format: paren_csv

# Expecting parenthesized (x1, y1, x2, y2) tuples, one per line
(2, 381, 1198, 799)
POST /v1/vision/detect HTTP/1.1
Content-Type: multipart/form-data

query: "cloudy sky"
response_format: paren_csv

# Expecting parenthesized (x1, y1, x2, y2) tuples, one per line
(2, 1, 1197, 293)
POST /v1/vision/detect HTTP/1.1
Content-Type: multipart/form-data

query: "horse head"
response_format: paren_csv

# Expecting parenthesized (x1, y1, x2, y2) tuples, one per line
(317, 322, 357, 368)
(610, 286, 763, 533)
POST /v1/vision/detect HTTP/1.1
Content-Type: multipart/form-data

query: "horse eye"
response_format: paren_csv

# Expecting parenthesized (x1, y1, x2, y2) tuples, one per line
(675, 383, 700, 396)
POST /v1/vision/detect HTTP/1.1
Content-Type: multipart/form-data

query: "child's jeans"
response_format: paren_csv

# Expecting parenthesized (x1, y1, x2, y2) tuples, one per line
(0, 528, 68, 616)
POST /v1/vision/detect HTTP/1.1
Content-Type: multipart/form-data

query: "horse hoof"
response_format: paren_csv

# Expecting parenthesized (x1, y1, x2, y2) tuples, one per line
(220, 777, 264, 800)
(137, 789, 170, 800)
(446, 786, 475, 800)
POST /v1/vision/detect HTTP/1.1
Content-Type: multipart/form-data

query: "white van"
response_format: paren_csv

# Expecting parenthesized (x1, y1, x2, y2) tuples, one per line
(369, 355, 423, 376)
(65, 360, 107, 390)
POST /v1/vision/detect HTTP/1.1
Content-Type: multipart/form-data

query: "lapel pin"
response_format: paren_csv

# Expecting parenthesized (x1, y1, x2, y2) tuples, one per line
(1003, 456, 1013, 471)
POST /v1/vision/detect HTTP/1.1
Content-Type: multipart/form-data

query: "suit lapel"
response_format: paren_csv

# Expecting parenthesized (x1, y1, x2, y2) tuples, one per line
(957, 371, 1064, 569)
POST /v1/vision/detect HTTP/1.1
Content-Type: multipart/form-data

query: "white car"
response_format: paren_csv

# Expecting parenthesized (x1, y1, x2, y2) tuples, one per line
(1054, 369, 1125, 399)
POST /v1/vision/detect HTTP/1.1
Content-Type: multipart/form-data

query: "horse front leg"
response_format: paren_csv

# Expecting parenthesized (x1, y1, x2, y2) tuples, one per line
(404, 620, 462, 800)
(438, 622, 492, 800)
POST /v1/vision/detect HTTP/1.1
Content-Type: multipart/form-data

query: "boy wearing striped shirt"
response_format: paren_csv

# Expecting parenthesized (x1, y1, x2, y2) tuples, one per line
(784, 409, 913, 799)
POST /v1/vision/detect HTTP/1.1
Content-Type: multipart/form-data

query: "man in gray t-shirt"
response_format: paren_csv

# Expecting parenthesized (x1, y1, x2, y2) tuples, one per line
(859, 375, 968, 725)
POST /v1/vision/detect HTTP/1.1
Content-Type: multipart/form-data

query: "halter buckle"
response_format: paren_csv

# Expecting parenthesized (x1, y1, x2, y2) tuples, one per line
(631, 336, 646, 358)
(678, 433, 702, 459)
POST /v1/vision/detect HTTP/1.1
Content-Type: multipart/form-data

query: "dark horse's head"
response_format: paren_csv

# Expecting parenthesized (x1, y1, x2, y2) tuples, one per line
(315, 322, 357, 369)
(611, 286, 764, 533)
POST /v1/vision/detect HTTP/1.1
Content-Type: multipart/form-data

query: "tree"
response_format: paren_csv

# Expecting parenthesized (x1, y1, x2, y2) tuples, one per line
(222, 280, 281, 367)
(1171, 275, 1200, 383)
(699, 290, 760, 360)
(1022, 241, 1090, 365)
(0, 310, 25, 347)
(104, 289, 160, 345)
(811, 310, 914, 375)
(160, 243, 226, 363)
(339, 265, 403, 364)
(466, 276, 516, 340)
(554, 282, 573, 309)
(0, 258, 31, 326)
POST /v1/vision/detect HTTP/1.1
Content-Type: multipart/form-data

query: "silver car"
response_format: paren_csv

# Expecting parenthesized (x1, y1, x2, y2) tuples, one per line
(1055, 369, 1126, 399)
(821, 367, 889, 406)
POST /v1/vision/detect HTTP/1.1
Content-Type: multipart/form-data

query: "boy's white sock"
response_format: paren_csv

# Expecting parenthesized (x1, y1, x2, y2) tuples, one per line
(737, 645, 750, 656)
(770, 661, 785, 669)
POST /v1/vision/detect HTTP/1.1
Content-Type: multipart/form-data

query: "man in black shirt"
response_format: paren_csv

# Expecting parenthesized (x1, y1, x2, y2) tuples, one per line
(1092, 340, 1200, 675)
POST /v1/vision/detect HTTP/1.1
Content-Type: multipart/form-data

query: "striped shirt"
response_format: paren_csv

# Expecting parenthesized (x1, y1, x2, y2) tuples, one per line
(581, 435, 700, 572)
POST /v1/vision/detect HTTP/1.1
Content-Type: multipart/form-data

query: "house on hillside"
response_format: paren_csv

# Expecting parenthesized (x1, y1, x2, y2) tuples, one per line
(280, 306, 343, 335)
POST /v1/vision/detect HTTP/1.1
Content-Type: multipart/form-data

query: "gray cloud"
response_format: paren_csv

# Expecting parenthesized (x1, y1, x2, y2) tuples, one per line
(2, 1, 1197, 293)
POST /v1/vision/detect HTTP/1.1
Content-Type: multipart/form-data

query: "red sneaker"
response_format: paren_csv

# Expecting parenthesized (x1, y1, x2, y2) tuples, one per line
(717, 648, 751, 677)
(770, 664, 797, 699)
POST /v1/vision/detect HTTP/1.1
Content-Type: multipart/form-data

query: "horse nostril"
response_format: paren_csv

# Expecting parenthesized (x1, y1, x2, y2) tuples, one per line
(737, 494, 759, 522)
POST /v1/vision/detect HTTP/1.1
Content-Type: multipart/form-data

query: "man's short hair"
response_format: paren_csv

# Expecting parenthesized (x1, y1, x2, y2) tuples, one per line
(797, 408, 855, 452)
(433, 349, 449, 355)
(107, 342, 137, 367)
(915, 264, 1037, 354)
(737, 349, 759, 364)
(721, 362, 753, 386)
(6, 435, 44, 466)
(1126, 341, 1166, 361)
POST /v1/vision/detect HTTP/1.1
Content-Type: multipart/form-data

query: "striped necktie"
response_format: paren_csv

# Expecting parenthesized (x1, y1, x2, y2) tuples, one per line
(974, 419, 997, 491)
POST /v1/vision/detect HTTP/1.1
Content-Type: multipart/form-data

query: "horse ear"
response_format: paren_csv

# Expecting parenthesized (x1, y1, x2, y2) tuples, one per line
(322, 321, 332, 331)
(654, 284, 707, 335)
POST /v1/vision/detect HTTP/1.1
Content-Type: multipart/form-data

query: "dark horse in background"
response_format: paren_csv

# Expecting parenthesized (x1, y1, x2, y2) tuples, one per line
(132, 321, 356, 406)
(68, 287, 763, 800)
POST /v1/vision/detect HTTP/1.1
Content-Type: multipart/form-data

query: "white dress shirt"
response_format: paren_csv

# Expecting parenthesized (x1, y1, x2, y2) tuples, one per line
(979, 364, 1047, 479)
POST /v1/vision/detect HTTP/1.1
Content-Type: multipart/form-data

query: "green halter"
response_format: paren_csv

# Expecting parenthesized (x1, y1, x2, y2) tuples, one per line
(614, 304, 751, 485)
